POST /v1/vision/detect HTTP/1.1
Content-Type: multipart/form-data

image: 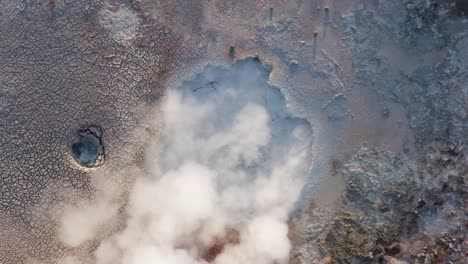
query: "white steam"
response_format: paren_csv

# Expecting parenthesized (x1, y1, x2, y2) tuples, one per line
(59, 60, 313, 264)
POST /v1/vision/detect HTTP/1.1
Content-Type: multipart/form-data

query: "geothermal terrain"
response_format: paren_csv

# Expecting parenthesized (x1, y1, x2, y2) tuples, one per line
(0, 0, 466, 263)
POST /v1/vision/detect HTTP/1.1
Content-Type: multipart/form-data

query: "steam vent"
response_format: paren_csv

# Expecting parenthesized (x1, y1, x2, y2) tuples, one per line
(0, 1, 466, 264)
(70, 126, 105, 168)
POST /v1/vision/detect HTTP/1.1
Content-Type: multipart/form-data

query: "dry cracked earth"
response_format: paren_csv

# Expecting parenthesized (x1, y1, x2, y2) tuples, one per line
(0, 0, 466, 264)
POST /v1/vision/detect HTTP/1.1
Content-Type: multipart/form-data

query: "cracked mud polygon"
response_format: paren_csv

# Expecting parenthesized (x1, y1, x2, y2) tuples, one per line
(0, 1, 466, 264)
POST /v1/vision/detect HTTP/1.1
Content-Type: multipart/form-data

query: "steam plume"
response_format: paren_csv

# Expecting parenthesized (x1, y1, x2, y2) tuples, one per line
(60, 59, 313, 264)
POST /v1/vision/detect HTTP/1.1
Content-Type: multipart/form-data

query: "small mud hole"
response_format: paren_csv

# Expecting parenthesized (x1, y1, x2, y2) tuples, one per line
(70, 126, 105, 168)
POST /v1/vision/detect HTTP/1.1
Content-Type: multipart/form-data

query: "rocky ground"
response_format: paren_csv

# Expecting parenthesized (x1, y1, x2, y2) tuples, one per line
(289, 1, 467, 263)
(291, 146, 466, 263)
